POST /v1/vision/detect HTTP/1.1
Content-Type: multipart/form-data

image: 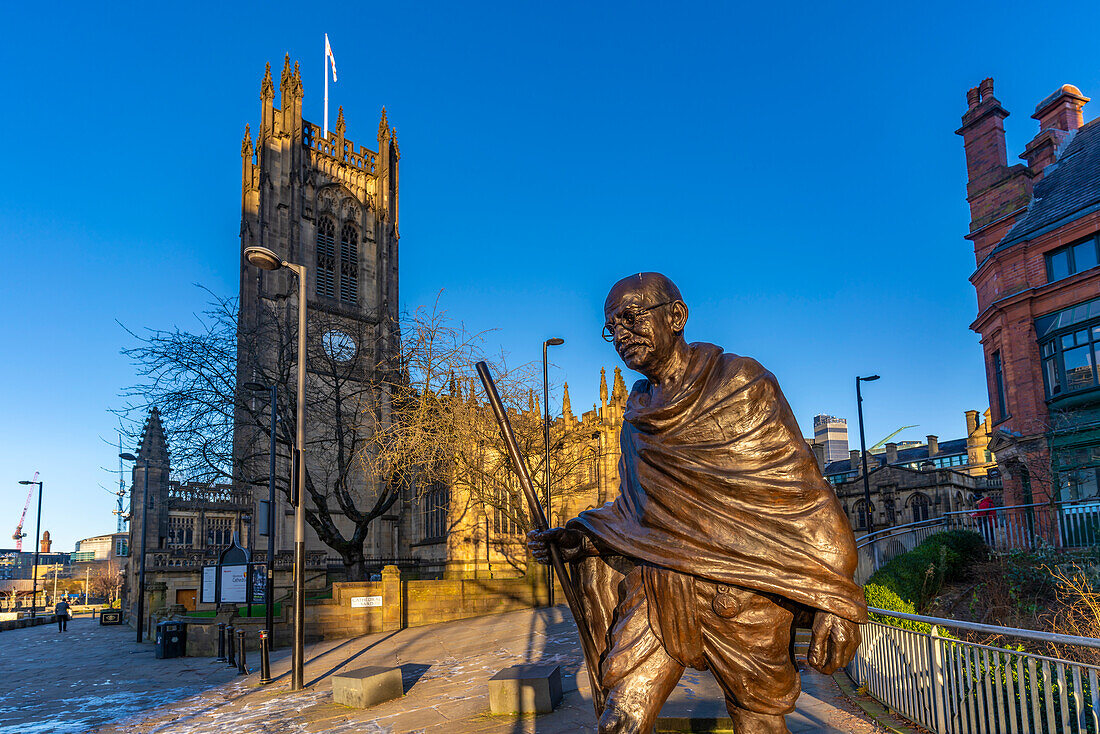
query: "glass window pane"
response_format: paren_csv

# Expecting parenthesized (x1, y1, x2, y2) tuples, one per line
(1064, 344, 1095, 391)
(1043, 341, 1055, 357)
(1045, 357, 1061, 395)
(1063, 334, 1077, 349)
(1050, 249, 1071, 281)
(1074, 241, 1099, 272)
(1078, 330, 1091, 344)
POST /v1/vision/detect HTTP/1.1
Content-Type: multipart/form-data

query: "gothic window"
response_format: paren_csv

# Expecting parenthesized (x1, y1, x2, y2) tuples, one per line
(205, 517, 232, 547)
(910, 493, 931, 523)
(340, 223, 359, 304)
(493, 485, 522, 536)
(167, 517, 194, 547)
(854, 499, 874, 531)
(316, 217, 336, 299)
(422, 484, 449, 540)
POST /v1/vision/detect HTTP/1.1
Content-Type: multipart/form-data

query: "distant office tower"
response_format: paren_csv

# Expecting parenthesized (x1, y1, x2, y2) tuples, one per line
(814, 415, 849, 463)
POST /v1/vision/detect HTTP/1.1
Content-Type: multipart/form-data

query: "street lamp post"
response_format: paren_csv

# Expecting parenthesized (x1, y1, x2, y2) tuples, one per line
(18, 477, 43, 618)
(119, 453, 150, 643)
(245, 381, 278, 648)
(244, 245, 307, 691)
(542, 337, 565, 607)
(855, 375, 881, 536)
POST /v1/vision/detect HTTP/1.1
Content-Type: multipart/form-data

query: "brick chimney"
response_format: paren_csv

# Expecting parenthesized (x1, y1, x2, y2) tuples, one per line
(40, 530, 52, 554)
(1035, 84, 1089, 132)
(886, 442, 898, 465)
(957, 78, 1034, 263)
(1023, 84, 1090, 176)
(850, 449, 861, 474)
(927, 435, 939, 458)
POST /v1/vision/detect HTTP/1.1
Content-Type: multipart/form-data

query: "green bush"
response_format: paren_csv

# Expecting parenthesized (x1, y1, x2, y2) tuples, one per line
(866, 530, 986, 612)
(864, 583, 931, 632)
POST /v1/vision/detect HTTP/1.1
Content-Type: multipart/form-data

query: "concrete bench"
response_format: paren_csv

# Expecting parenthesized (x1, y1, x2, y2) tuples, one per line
(488, 664, 563, 714)
(332, 666, 403, 708)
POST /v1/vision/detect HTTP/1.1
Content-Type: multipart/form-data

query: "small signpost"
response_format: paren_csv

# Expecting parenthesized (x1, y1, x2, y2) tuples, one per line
(199, 536, 254, 609)
(350, 596, 382, 608)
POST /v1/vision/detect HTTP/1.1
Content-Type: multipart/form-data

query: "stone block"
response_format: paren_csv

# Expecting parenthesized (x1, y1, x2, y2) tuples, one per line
(488, 664, 562, 715)
(332, 666, 403, 708)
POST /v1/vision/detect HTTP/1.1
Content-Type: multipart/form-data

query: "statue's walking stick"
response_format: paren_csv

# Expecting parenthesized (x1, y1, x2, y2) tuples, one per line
(475, 361, 605, 717)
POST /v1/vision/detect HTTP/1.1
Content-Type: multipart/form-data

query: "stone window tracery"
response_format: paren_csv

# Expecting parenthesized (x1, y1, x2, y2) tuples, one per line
(340, 223, 359, 304)
(316, 217, 336, 299)
(167, 516, 194, 547)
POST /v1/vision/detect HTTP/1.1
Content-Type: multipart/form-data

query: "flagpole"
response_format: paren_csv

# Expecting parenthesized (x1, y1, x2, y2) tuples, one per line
(323, 36, 329, 138)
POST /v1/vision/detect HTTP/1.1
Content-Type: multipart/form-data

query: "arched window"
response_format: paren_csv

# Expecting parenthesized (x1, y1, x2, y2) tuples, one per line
(854, 499, 875, 531)
(316, 218, 336, 298)
(910, 493, 931, 522)
(422, 484, 449, 540)
(340, 223, 359, 303)
(493, 485, 521, 536)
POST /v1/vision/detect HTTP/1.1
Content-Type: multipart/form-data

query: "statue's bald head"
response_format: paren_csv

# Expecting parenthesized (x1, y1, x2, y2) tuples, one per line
(604, 272, 683, 311)
(604, 273, 689, 379)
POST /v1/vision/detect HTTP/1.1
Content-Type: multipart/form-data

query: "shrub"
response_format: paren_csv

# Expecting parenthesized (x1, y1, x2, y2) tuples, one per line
(866, 530, 986, 612)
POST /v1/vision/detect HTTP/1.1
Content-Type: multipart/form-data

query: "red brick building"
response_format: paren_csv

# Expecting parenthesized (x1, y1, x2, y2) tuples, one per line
(959, 79, 1100, 507)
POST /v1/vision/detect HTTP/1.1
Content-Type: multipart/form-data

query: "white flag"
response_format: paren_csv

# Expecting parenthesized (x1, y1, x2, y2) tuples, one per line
(325, 34, 338, 82)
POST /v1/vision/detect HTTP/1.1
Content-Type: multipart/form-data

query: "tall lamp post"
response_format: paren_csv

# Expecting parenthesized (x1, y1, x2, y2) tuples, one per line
(542, 337, 565, 607)
(244, 245, 308, 691)
(855, 374, 881, 536)
(244, 381, 278, 646)
(119, 453, 149, 643)
(18, 476, 43, 618)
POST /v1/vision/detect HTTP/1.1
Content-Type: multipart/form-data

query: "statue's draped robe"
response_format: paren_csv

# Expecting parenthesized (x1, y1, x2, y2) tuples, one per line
(565, 343, 867, 703)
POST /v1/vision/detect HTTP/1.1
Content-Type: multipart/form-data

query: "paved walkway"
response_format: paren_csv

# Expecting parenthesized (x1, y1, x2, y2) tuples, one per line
(0, 608, 890, 733)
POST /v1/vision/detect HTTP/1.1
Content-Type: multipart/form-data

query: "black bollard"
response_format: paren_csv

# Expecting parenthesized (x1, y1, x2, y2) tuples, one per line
(215, 623, 227, 662)
(237, 628, 247, 675)
(259, 630, 272, 684)
(226, 624, 236, 668)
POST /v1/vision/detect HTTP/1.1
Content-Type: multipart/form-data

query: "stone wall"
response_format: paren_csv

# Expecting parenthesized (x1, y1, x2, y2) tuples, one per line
(307, 565, 548, 642)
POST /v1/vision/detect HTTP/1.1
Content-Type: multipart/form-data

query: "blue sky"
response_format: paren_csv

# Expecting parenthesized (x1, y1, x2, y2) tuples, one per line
(2, 1, 1098, 550)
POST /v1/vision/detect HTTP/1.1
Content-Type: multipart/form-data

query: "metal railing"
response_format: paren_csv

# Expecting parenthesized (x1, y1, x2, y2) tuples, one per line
(849, 499, 1100, 732)
(850, 609, 1100, 733)
(854, 499, 1100, 585)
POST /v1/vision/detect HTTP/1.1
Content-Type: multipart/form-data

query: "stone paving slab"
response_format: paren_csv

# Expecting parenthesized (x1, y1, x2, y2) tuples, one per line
(0, 607, 891, 733)
(0, 617, 240, 734)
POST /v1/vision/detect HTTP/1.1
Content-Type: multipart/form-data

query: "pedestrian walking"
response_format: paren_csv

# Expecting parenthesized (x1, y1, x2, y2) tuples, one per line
(55, 599, 70, 632)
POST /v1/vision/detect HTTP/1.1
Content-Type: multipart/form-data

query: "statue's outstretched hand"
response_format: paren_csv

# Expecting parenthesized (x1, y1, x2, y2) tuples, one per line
(807, 611, 861, 675)
(527, 527, 589, 564)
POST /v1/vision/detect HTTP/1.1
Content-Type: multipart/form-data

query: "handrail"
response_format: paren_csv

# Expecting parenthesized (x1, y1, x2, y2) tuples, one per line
(855, 517, 946, 547)
(868, 606, 1100, 650)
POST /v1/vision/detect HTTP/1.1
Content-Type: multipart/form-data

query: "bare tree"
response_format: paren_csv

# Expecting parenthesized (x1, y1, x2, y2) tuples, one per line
(363, 299, 593, 573)
(116, 289, 589, 579)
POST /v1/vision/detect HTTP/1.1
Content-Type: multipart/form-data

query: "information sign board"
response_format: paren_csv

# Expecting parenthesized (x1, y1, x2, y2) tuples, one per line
(220, 564, 248, 603)
(200, 566, 217, 604)
(350, 596, 382, 608)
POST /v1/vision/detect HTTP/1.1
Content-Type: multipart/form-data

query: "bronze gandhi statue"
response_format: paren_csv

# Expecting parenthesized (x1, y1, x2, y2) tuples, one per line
(528, 273, 867, 734)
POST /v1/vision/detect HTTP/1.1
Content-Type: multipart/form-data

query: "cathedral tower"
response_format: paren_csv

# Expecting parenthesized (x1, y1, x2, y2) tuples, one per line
(235, 56, 402, 562)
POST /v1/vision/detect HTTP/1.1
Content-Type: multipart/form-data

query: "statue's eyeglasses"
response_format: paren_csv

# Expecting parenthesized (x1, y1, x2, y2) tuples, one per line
(602, 302, 674, 342)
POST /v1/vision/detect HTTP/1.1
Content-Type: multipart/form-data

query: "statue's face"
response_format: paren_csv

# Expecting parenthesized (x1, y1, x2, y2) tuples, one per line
(604, 283, 683, 377)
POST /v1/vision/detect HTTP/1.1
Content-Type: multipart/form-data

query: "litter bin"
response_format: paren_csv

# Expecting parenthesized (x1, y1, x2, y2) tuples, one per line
(155, 621, 187, 659)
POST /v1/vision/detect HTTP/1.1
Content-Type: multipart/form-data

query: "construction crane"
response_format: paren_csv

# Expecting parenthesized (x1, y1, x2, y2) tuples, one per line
(12, 471, 37, 551)
(870, 425, 918, 452)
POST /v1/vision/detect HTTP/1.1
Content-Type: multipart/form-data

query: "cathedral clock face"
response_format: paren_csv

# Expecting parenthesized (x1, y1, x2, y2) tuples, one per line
(322, 330, 357, 362)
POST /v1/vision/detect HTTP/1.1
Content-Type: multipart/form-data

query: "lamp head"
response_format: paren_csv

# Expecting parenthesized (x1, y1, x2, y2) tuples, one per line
(18, 480, 36, 485)
(860, 375, 881, 382)
(244, 246, 283, 271)
(243, 382, 269, 392)
(546, 338, 565, 346)
(119, 452, 138, 462)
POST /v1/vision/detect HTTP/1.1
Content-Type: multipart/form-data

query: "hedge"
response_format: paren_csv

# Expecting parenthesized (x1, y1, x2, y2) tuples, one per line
(865, 530, 986, 612)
